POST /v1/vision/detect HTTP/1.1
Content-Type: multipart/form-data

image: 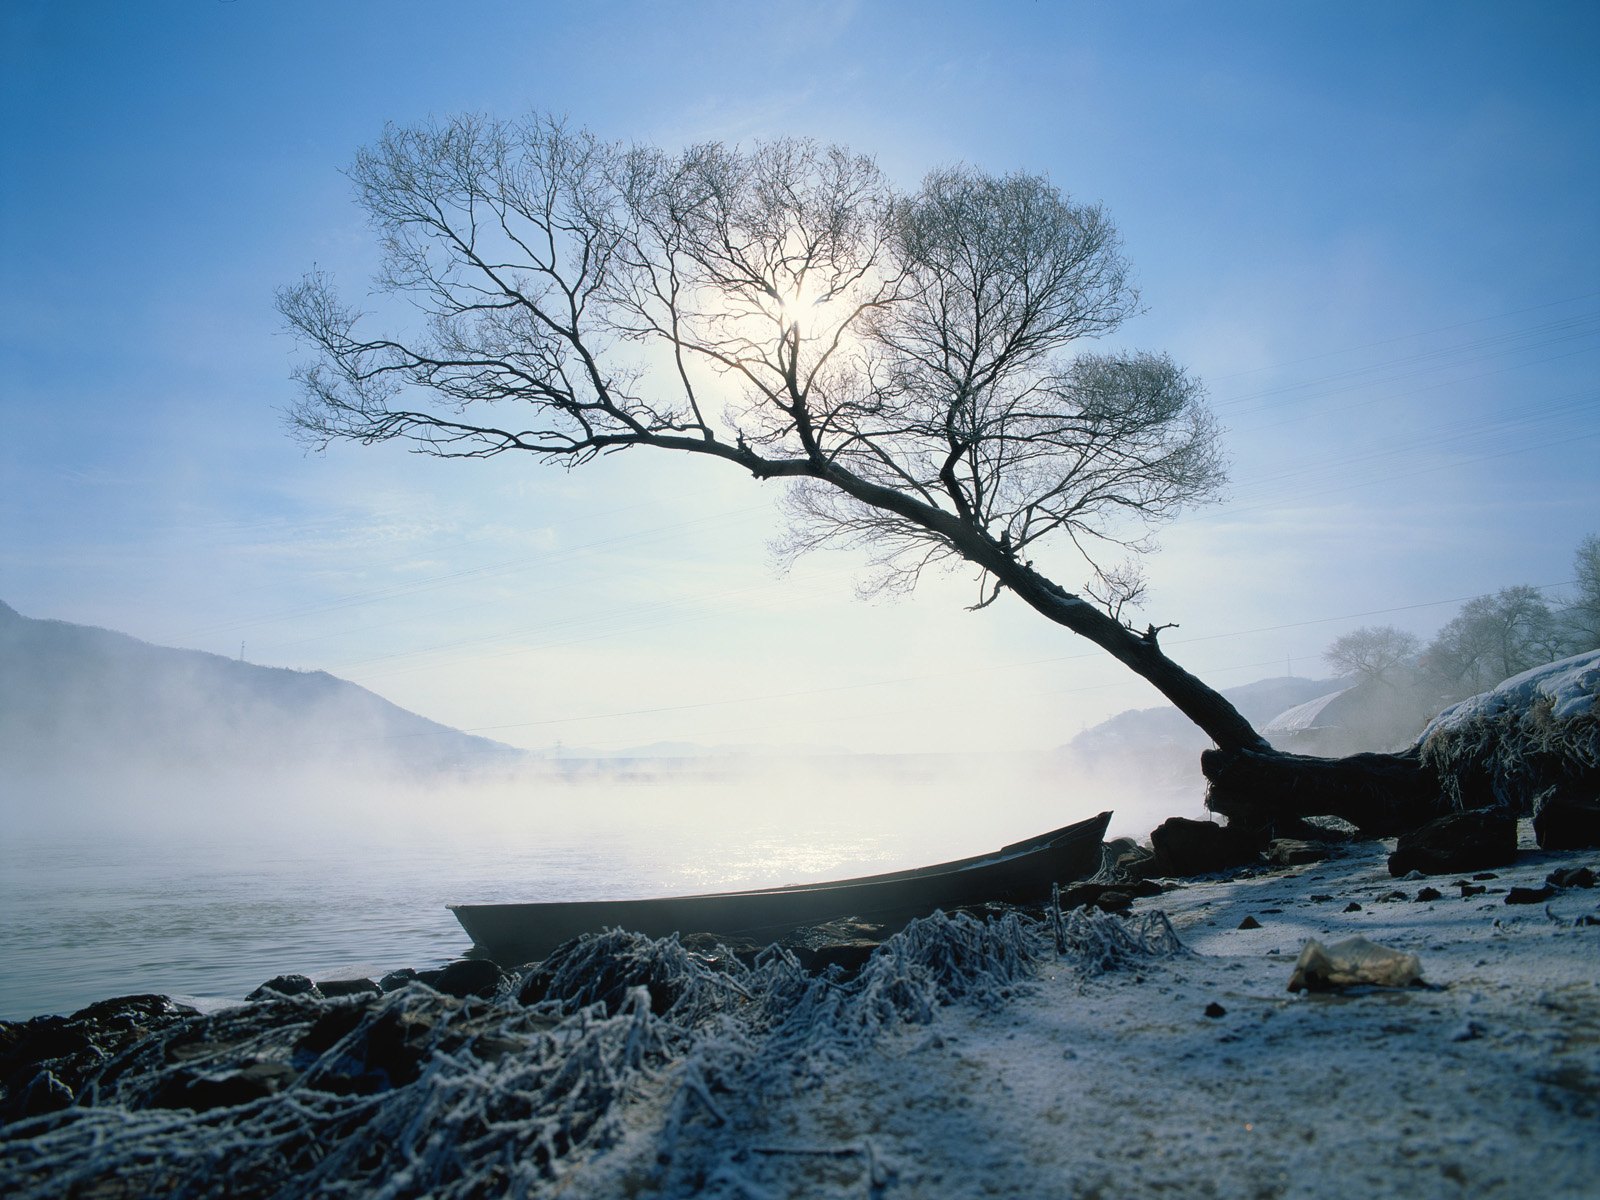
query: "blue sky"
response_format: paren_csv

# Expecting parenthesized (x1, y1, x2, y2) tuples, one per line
(3, 0, 1597, 755)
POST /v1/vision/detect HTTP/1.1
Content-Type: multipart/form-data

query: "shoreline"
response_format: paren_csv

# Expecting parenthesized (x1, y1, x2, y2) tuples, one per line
(3, 824, 1597, 1197)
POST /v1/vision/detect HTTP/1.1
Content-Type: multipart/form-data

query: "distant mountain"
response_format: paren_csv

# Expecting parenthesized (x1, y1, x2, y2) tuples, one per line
(1068, 676, 1340, 759)
(1059, 676, 1340, 801)
(0, 599, 522, 780)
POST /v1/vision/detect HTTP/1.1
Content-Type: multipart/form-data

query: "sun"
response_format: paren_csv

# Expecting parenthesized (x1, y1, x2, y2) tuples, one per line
(773, 274, 831, 338)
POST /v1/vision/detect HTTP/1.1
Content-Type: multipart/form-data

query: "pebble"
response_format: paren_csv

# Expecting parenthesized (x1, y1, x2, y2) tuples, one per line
(1547, 866, 1596, 889)
(1505, 885, 1558, 905)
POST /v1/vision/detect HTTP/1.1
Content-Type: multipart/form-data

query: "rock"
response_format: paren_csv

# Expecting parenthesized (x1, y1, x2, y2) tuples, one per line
(1504, 884, 1558, 905)
(1343, 902, 1363, 912)
(1150, 817, 1258, 877)
(1101, 837, 1158, 880)
(1376, 890, 1408, 902)
(149, 1061, 299, 1112)
(317, 978, 382, 999)
(794, 941, 880, 977)
(247, 974, 322, 1002)
(1281, 815, 1359, 844)
(13, 1069, 74, 1118)
(1460, 884, 1487, 898)
(358, 1009, 436, 1088)
(0, 994, 199, 1122)
(1266, 839, 1328, 867)
(1386, 810, 1517, 877)
(1547, 866, 1596, 889)
(1532, 781, 1600, 850)
(420, 959, 505, 1001)
(1416, 887, 1443, 902)
(1238, 916, 1262, 930)
(1058, 883, 1136, 912)
(1203, 1002, 1227, 1018)
(379, 969, 420, 992)
(1287, 936, 1424, 992)
(1113, 847, 1162, 881)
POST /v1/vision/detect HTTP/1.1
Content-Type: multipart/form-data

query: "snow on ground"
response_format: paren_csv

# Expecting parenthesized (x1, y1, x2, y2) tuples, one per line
(1422, 649, 1600, 736)
(5, 829, 1596, 1199)
(576, 828, 1600, 1199)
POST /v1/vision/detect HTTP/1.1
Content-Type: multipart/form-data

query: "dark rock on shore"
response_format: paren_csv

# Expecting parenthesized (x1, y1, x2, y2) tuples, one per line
(0, 994, 198, 1122)
(1387, 810, 1517, 877)
(1504, 884, 1559, 905)
(317, 977, 383, 999)
(247, 974, 322, 1001)
(1533, 782, 1600, 850)
(1266, 839, 1330, 866)
(1057, 881, 1158, 913)
(791, 941, 881, 976)
(1547, 866, 1596, 889)
(149, 1060, 300, 1112)
(1150, 817, 1258, 877)
(419, 959, 507, 1000)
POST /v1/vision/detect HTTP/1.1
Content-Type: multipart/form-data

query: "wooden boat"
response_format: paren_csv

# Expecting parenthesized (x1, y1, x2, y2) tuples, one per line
(450, 809, 1111, 964)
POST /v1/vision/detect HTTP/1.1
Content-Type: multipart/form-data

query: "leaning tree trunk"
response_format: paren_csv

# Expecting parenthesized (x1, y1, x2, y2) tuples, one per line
(998, 559, 1449, 839)
(1199, 746, 1446, 839)
(810, 462, 1451, 839)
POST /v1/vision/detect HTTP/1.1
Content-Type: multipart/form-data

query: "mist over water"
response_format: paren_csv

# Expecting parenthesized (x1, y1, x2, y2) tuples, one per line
(0, 754, 1166, 1022)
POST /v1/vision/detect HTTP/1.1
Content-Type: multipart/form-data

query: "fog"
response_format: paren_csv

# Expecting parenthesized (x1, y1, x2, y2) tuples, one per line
(5, 748, 1179, 892)
(3, 596, 1455, 898)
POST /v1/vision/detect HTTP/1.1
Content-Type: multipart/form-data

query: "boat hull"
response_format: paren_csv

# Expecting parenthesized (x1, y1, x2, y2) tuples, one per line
(450, 810, 1111, 965)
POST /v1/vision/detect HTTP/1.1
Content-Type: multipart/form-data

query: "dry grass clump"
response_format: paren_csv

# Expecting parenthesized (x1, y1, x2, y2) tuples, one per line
(1419, 696, 1599, 814)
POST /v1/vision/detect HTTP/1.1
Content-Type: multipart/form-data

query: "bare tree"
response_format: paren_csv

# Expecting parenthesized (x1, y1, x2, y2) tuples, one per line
(1565, 534, 1600, 649)
(1424, 586, 1569, 699)
(281, 114, 1439, 834)
(1324, 626, 1422, 684)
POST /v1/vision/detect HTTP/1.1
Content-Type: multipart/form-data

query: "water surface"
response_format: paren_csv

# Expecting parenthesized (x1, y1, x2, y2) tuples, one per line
(1, 763, 1096, 1020)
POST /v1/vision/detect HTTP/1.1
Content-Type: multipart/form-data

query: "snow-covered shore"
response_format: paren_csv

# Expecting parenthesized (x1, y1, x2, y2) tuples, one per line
(3, 825, 1597, 1199)
(582, 826, 1597, 1199)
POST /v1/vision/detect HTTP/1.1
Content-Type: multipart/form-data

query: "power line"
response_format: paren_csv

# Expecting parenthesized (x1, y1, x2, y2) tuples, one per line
(1204, 290, 1600, 384)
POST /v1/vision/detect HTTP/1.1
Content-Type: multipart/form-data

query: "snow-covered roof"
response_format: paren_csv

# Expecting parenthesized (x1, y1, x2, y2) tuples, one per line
(1263, 688, 1352, 734)
(1420, 648, 1600, 740)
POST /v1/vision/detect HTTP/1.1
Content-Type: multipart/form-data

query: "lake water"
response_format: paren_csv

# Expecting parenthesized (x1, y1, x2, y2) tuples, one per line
(1, 761, 1133, 1021)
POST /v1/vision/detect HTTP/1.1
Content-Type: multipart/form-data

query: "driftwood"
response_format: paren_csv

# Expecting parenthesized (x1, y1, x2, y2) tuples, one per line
(1201, 747, 1447, 839)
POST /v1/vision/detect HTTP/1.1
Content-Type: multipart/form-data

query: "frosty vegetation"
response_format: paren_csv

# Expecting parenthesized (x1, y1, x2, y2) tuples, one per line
(0, 906, 1183, 1199)
(1417, 648, 1600, 814)
(1298, 535, 1600, 756)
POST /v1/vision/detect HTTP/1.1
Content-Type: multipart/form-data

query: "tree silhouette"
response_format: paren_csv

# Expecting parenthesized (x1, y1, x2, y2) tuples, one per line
(281, 114, 1441, 834)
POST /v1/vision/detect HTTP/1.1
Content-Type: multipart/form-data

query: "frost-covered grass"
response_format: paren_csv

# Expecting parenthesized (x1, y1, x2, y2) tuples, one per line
(6, 836, 1599, 1198)
(1418, 649, 1599, 813)
(0, 906, 1180, 1199)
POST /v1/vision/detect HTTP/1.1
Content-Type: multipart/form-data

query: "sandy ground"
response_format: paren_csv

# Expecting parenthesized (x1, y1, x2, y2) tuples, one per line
(594, 825, 1600, 1200)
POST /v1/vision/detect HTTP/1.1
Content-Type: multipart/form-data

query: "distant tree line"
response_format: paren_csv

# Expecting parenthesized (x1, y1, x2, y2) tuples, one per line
(1321, 534, 1600, 743)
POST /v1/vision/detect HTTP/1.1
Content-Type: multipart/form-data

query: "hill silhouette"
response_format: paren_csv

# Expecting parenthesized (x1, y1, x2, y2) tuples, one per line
(0, 600, 521, 780)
